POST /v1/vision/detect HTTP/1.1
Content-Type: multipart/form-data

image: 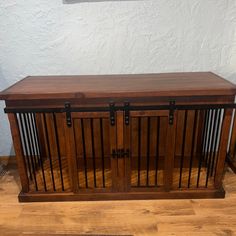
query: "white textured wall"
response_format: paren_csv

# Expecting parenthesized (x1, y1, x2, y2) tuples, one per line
(0, 0, 236, 156)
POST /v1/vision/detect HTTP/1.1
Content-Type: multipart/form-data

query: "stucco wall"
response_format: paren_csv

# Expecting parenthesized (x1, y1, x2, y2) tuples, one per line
(0, 0, 236, 156)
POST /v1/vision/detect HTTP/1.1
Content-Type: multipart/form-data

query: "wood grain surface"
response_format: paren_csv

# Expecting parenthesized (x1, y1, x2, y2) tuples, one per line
(0, 72, 236, 100)
(0, 158, 236, 235)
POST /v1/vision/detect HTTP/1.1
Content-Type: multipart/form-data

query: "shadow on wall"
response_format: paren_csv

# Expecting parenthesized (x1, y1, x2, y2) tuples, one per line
(63, 0, 140, 3)
(0, 68, 15, 157)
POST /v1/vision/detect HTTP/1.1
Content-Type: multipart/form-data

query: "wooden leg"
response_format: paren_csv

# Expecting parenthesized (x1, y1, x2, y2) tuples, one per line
(215, 109, 232, 188)
(8, 113, 29, 193)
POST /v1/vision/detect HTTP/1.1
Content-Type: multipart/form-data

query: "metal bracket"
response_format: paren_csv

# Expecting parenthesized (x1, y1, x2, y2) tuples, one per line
(65, 102, 72, 127)
(124, 101, 130, 125)
(110, 102, 115, 126)
(112, 149, 130, 158)
(169, 101, 175, 125)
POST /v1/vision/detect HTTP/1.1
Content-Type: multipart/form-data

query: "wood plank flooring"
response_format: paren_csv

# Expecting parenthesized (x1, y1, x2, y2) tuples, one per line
(1, 159, 236, 235)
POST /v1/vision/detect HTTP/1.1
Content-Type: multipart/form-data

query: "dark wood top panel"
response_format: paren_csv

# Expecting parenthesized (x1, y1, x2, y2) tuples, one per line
(0, 72, 236, 100)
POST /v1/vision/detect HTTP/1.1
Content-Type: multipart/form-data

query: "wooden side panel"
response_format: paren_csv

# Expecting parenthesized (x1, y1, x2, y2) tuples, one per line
(8, 113, 29, 192)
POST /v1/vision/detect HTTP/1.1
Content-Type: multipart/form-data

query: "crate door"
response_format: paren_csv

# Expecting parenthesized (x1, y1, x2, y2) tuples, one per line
(64, 111, 116, 193)
(125, 110, 176, 191)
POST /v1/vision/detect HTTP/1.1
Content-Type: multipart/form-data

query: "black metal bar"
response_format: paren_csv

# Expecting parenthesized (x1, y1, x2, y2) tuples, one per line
(5, 107, 64, 114)
(155, 116, 160, 186)
(196, 110, 208, 188)
(179, 110, 188, 188)
(5, 103, 236, 114)
(65, 102, 72, 127)
(214, 109, 224, 178)
(52, 113, 65, 191)
(24, 113, 38, 191)
(146, 117, 150, 186)
(210, 109, 221, 177)
(33, 113, 47, 191)
(100, 118, 105, 188)
(205, 110, 213, 166)
(25, 113, 38, 170)
(205, 109, 217, 187)
(205, 109, 218, 187)
(18, 113, 32, 181)
(90, 118, 97, 188)
(188, 110, 198, 188)
(137, 117, 141, 187)
(81, 119, 88, 188)
(43, 113, 56, 191)
(29, 113, 40, 167)
(201, 110, 210, 157)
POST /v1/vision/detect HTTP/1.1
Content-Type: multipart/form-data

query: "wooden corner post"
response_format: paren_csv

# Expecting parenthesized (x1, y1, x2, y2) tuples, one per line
(215, 109, 233, 188)
(8, 113, 29, 193)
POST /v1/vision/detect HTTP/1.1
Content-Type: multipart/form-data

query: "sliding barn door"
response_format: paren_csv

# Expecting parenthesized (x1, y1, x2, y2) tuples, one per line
(64, 111, 116, 193)
(125, 110, 176, 191)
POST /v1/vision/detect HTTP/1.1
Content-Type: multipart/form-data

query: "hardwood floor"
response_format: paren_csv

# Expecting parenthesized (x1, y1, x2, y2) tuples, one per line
(1, 160, 236, 235)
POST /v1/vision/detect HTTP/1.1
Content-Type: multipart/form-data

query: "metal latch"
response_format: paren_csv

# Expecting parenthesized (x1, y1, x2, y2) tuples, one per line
(110, 102, 115, 126)
(112, 149, 130, 158)
(65, 102, 72, 127)
(169, 101, 175, 125)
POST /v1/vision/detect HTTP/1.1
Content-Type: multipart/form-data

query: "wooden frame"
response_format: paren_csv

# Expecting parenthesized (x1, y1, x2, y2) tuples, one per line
(1, 72, 235, 202)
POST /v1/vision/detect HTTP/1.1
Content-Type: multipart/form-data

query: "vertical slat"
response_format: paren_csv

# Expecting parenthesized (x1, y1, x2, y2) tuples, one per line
(202, 110, 210, 158)
(110, 114, 117, 192)
(43, 113, 56, 191)
(33, 113, 47, 191)
(124, 114, 131, 191)
(35, 114, 48, 160)
(205, 109, 218, 187)
(146, 117, 150, 186)
(202, 110, 211, 168)
(24, 113, 38, 191)
(179, 110, 188, 188)
(137, 117, 141, 187)
(196, 109, 208, 187)
(8, 113, 29, 192)
(206, 110, 214, 166)
(29, 113, 40, 167)
(26, 113, 38, 170)
(90, 118, 97, 188)
(100, 118, 105, 188)
(81, 118, 88, 188)
(164, 113, 177, 191)
(215, 109, 232, 188)
(187, 110, 198, 188)
(116, 111, 125, 191)
(210, 109, 221, 177)
(64, 113, 79, 192)
(155, 116, 160, 186)
(195, 110, 206, 157)
(53, 113, 64, 191)
(18, 113, 32, 181)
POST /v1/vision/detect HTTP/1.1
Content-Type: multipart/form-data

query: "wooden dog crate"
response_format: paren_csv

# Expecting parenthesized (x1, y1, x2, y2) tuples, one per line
(0, 72, 236, 202)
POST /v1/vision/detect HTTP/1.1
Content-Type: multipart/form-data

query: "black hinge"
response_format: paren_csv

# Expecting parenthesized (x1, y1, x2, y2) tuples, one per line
(124, 101, 130, 125)
(112, 149, 130, 158)
(110, 102, 116, 126)
(65, 102, 72, 127)
(169, 101, 175, 125)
